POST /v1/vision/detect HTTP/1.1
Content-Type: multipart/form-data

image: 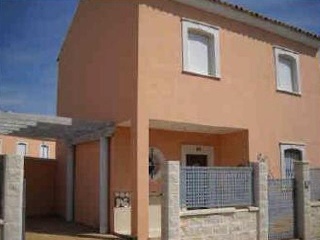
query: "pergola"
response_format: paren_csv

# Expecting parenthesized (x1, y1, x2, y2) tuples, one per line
(0, 111, 115, 233)
(0, 112, 114, 144)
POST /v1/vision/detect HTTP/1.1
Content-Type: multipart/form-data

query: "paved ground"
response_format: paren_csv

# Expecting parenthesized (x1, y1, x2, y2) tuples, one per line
(26, 217, 121, 240)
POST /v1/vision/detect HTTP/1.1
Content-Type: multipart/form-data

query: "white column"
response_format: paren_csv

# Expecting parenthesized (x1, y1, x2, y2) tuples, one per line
(99, 137, 109, 234)
(66, 144, 74, 222)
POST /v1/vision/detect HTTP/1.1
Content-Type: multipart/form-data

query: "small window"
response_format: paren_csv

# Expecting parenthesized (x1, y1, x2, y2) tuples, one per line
(40, 144, 49, 159)
(16, 142, 27, 156)
(182, 20, 220, 77)
(280, 144, 305, 178)
(274, 47, 300, 94)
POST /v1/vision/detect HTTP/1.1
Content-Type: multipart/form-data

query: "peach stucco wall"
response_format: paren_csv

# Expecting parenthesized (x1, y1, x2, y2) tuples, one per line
(56, 0, 139, 223)
(74, 141, 100, 228)
(57, 0, 138, 123)
(137, 2, 320, 173)
(0, 135, 56, 159)
(24, 158, 56, 217)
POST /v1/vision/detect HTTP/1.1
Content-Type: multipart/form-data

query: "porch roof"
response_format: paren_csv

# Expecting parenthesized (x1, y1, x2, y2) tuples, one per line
(0, 112, 115, 144)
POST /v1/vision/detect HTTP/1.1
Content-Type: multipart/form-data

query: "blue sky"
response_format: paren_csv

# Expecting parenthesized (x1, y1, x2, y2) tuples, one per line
(0, 0, 78, 115)
(0, 0, 319, 115)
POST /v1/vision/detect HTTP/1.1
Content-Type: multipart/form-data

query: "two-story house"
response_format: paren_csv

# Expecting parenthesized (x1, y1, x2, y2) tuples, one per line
(56, 0, 320, 239)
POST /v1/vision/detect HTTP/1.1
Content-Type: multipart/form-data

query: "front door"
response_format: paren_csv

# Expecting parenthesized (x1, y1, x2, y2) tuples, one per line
(186, 154, 208, 167)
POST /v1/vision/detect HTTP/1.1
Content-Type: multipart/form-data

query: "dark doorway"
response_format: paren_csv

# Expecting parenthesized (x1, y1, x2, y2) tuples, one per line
(186, 154, 208, 167)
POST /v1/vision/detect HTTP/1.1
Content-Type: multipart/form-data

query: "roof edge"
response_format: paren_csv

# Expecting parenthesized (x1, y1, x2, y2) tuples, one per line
(57, 0, 81, 62)
(173, 0, 320, 49)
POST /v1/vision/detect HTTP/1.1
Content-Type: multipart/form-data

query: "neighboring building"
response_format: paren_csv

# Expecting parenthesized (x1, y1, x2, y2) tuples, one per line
(0, 135, 55, 159)
(56, 0, 320, 239)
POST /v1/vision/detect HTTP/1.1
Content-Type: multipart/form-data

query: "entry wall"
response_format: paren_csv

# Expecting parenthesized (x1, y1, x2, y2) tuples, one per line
(110, 127, 249, 196)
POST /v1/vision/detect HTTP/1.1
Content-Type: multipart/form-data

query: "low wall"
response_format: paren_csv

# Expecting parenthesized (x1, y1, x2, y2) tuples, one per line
(24, 157, 56, 217)
(310, 201, 320, 240)
(180, 207, 258, 240)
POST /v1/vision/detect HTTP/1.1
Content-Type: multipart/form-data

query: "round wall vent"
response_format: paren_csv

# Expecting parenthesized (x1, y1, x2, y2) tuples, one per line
(149, 147, 165, 180)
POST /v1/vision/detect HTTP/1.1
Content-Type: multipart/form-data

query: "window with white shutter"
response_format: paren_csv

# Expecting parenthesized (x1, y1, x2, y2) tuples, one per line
(182, 20, 220, 78)
(274, 47, 300, 94)
(16, 142, 27, 156)
(40, 144, 49, 159)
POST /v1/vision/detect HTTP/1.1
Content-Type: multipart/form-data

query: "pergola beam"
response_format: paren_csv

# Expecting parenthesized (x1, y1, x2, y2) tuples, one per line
(0, 112, 115, 142)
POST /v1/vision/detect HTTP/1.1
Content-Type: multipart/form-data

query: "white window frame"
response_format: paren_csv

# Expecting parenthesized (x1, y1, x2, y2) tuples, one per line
(279, 143, 305, 178)
(16, 141, 28, 156)
(39, 144, 50, 159)
(274, 46, 301, 94)
(181, 144, 214, 166)
(182, 19, 221, 78)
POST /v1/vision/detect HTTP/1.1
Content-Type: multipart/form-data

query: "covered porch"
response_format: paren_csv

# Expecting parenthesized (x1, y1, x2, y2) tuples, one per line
(112, 119, 250, 238)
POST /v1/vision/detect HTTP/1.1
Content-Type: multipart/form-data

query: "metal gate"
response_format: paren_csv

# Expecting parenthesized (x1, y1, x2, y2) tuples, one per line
(268, 178, 296, 240)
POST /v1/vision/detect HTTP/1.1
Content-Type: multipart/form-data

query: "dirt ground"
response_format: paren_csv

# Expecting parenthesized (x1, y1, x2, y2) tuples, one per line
(26, 217, 121, 240)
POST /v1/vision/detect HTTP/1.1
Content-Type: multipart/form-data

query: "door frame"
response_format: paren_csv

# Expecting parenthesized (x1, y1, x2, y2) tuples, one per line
(181, 144, 214, 166)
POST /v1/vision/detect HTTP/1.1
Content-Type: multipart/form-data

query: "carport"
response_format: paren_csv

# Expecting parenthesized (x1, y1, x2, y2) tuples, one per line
(0, 112, 115, 239)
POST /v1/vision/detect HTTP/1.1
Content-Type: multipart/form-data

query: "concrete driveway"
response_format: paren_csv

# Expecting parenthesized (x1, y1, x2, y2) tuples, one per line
(26, 217, 121, 240)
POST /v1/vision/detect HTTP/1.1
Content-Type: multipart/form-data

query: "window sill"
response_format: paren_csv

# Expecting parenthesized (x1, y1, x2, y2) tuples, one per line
(182, 70, 221, 81)
(180, 206, 258, 217)
(276, 89, 301, 97)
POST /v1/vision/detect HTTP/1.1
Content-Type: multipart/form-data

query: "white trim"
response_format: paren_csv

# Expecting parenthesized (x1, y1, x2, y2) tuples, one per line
(39, 144, 50, 159)
(173, 0, 320, 48)
(0, 139, 2, 154)
(182, 19, 221, 78)
(16, 141, 28, 156)
(181, 144, 214, 166)
(279, 141, 306, 146)
(279, 143, 306, 178)
(274, 47, 301, 95)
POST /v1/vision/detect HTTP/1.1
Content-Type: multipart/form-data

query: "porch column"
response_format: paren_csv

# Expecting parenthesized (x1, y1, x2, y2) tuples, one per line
(131, 117, 149, 239)
(66, 144, 75, 222)
(294, 161, 311, 240)
(99, 136, 109, 234)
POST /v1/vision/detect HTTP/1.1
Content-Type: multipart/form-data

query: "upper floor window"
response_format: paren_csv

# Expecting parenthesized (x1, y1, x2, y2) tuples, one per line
(40, 144, 49, 159)
(182, 19, 220, 78)
(280, 143, 305, 178)
(274, 47, 301, 94)
(16, 142, 27, 156)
